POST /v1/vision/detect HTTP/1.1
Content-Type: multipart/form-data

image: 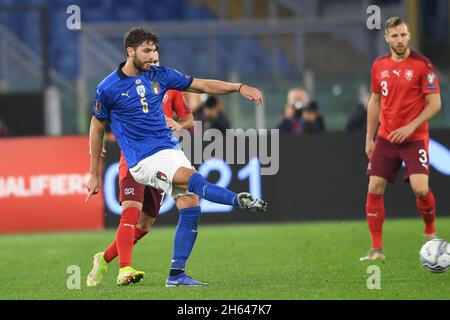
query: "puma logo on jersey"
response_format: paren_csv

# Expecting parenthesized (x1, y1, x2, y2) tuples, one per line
(393, 70, 401, 77)
(121, 91, 130, 97)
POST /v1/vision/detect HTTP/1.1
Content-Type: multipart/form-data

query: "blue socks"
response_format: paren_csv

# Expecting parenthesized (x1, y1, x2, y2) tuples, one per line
(170, 173, 240, 274)
(187, 173, 239, 207)
(170, 206, 201, 271)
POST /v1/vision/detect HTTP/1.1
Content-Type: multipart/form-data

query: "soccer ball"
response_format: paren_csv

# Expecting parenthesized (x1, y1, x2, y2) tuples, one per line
(419, 239, 450, 273)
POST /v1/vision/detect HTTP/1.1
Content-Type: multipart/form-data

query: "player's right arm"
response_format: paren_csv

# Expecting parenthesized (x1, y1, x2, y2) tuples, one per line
(365, 61, 381, 159)
(86, 116, 105, 202)
(365, 92, 381, 159)
(86, 87, 111, 202)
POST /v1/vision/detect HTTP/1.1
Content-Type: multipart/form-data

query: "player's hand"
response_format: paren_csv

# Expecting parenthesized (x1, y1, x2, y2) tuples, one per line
(365, 139, 375, 159)
(388, 125, 415, 144)
(239, 84, 263, 106)
(165, 116, 181, 131)
(85, 174, 102, 202)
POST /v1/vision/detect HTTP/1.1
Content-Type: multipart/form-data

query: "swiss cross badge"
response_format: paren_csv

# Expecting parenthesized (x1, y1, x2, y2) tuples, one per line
(405, 69, 413, 81)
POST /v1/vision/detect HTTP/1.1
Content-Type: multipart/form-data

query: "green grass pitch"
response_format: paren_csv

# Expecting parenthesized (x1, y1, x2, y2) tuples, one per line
(1, 217, 450, 300)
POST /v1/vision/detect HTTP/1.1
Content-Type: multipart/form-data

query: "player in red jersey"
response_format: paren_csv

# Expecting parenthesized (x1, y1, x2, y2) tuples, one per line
(360, 17, 442, 261)
(87, 52, 196, 286)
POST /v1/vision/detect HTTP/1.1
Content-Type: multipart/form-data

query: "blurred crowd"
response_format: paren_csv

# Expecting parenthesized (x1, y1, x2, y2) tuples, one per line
(186, 85, 368, 137)
(183, 92, 231, 135)
(0, 88, 370, 139)
(276, 87, 326, 135)
(274, 86, 369, 135)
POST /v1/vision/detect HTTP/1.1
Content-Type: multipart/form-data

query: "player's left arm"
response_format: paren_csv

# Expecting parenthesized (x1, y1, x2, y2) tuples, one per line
(389, 62, 441, 144)
(162, 67, 262, 105)
(187, 78, 263, 106)
(388, 93, 441, 144)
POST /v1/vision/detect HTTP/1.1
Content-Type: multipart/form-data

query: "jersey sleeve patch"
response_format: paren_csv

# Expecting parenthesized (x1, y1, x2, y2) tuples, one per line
(164, 67, 193, 91)
(92, 88, 110, 120)
(421, 64, 440, 94)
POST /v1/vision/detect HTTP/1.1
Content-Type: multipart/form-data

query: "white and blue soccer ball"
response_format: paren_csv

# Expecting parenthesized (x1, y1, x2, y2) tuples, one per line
(419, 239, 450, 273)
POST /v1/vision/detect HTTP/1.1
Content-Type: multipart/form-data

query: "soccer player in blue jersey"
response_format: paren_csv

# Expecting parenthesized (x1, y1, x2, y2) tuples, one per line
(85, 27, 267, 287)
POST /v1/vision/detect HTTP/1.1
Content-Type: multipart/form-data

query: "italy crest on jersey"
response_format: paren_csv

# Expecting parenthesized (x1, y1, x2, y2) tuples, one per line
(136, 85, 146, 97)
(151, 81, 160, 94)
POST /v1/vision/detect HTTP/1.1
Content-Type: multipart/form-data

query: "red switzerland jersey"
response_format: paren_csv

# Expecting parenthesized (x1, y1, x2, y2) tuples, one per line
(161, 89, 191, 118)
(371, 50, 440, 142)
(119, 90, 191, 173)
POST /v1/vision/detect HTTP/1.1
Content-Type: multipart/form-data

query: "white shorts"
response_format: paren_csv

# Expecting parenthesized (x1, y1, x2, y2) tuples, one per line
(129, 148, 195, 198)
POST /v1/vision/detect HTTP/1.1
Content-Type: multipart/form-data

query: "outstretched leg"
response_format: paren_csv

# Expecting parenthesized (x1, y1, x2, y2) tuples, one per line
(173, 167, 267, 212)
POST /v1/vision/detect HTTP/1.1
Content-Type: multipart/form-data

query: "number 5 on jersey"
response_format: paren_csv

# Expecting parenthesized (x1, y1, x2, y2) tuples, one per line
(381, 81, 388, 96)
(140, 97, 149, 113)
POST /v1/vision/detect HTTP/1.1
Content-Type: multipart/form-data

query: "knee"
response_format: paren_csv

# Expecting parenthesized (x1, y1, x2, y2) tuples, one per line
(136, 217, 156, 232)
(368, 181, 386, 195)
(136, 223, 151, 233)
(190, 195, 200, 206)
(122, 200, 142, 212)
(177, 194, 200, 209)
(413, 186, 429, 197)
(174, 167, 197, 187)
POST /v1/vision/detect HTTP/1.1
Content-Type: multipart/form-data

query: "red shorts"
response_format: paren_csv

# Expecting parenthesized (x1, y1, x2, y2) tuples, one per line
(367, 136, 430, 183)
(119, 162, 164, 218)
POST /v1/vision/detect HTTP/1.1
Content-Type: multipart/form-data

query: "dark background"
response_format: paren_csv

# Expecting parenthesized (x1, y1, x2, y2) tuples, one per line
(0, 93, 44, 136)
(103, 130, 450, 227)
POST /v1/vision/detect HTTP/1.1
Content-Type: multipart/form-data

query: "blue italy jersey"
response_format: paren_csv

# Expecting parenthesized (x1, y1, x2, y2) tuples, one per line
(92, 62, 193, 168)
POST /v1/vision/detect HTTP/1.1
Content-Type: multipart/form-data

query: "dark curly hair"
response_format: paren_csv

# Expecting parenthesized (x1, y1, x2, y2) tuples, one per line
(124, 27, 159, 56)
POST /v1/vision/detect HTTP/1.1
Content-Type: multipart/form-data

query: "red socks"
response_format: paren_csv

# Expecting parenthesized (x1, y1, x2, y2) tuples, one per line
(103, 226, 149, 263)
(103, 240, 117, 264)
(366, 193, 385, 249)
(110, 207, 140, 268)
(365, 190, 436, 250)
(134, 227, 149, 244)
(416, 190, 436, 235)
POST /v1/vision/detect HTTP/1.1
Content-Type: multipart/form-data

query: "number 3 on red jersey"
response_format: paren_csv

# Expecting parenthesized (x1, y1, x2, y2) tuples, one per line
(381, 81, 388, 96)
